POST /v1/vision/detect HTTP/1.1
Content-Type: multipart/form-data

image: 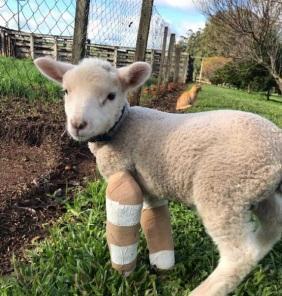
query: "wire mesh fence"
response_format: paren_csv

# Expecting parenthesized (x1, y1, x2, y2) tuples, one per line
(0, 0, 75, 36)
(88, 0, 141, 48)
(0, 0, 188, 100)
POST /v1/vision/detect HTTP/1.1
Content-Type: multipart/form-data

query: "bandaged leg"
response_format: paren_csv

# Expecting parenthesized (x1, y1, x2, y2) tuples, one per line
(106, 171, 143, 276)
(141, 197, 175, 270)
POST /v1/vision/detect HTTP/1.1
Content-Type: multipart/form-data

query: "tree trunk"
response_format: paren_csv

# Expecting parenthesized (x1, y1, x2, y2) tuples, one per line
(266, 88, 270, 100)
(277, 77, 282, 94)
(267, 67, 282, 94)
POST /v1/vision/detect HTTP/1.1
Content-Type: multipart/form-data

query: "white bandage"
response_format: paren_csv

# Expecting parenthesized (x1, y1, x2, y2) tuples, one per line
(109, 243, 138, 265)
(106, 197, 142, 226)
(149, 250, 175, 270)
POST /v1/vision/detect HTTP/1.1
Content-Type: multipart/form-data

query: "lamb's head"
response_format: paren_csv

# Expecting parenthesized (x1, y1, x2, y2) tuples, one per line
(34, 57, 151, 141)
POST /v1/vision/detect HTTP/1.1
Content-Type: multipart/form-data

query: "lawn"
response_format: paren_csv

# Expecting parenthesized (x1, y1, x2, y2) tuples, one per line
(1, 85, 282, 296)
(0, 57, 61, 101)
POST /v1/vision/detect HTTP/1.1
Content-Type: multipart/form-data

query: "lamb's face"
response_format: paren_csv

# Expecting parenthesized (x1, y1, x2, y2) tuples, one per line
(34, 57, 151, 141)
(62, 60, 126, 141)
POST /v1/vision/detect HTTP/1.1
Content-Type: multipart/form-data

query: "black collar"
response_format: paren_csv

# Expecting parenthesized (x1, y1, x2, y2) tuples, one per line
(89, 104, 128, 143)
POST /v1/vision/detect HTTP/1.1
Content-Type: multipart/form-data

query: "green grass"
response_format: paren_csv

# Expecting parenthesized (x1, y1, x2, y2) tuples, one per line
(0, 57, 61, 100)
(190, 84, 282, 127)
(1, 85, 282, 295)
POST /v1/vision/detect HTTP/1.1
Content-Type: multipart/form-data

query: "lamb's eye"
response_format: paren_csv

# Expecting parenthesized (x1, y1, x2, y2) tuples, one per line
(107, 92, 116, 101)
(63, 89, 68, 95)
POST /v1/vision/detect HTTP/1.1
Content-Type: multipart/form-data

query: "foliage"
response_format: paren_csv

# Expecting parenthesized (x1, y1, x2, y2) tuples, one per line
(202, 56, 232, 81)
(198, 0, 282, 92)
(1, 86, 282, 295)
(210, 61, 277, 92)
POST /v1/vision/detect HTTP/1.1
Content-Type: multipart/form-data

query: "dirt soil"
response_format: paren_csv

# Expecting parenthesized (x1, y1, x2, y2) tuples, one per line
(0, 88, 184, 275)
(143, 89, 181, 112)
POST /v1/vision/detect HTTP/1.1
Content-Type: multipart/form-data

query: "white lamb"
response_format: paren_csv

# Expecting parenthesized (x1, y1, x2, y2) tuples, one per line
(34, 57, 282, 296)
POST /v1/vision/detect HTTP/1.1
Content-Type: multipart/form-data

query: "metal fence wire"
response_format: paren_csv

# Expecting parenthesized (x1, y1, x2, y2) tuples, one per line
(88, 1, 166, 50)
(1, 0, 166, 48)
(0, 0, 75, 36)
(0, 0, 188, 100)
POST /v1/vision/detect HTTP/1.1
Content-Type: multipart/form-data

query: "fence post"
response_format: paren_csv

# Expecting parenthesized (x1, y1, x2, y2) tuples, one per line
(0, 30, 6, 56)
(173, 44, 181, 84)
(113, 47, 118, 66)
(157, 26, 168, 89)
(72, 0, 90, 64)
(199, 57, 204, 83)
(130, 0, 154, 106)
(181, 53, 189, 83)
(150, 49, 155, 72)
(53, 36, 58, 60)
(30, 33, 35, 59)
(164, 33, 175, 88)
(86, 38, 91, 57)
(185, 54, 194, 82)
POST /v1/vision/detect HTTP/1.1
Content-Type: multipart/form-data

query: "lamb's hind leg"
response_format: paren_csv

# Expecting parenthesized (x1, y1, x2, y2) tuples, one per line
(190, 196, 281, 296)
(253, 191, 282, 252)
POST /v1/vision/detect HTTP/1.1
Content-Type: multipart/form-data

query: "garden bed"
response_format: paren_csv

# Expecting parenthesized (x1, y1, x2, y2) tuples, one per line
(0, 97, 97, 274)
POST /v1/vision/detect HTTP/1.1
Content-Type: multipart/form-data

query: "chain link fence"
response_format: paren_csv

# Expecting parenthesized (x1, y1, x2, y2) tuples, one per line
(0, 0, 75, 35)
(1, 0, 166, 48)
(88, 1, 167, 50)
(0, 0, 187, 100)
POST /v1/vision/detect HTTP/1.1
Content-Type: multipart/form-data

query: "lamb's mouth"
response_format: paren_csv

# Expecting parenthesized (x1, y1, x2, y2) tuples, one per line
(76, 135, 94, 142)
(66, 129, 97, 143)
(76, 132, 101, 143)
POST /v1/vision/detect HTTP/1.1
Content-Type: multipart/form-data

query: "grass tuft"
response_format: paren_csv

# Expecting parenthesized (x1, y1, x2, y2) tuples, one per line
(0, 57, 61, 101)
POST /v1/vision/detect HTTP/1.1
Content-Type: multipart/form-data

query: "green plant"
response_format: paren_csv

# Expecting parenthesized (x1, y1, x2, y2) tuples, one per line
(210, 61, 277, 93)
(0, 57, 61, 101)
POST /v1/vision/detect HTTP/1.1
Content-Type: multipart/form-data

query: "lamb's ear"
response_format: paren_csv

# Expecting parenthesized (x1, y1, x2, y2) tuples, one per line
(34, 57, 74, 84)
(118, 62, 152, 90)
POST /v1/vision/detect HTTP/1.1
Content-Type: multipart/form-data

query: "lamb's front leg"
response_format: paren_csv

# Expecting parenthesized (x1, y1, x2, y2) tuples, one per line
(141, 197, 175, 270)
(106, 171, 143, 276)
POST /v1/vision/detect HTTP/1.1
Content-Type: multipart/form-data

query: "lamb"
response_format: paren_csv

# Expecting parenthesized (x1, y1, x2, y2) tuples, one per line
(34, 57, 282, 296)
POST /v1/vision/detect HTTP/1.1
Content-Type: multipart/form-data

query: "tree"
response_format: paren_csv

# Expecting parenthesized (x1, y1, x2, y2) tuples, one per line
(198, 0, 282, 92)
(202, 56, 232, 81)
(210, 60, 277, 93)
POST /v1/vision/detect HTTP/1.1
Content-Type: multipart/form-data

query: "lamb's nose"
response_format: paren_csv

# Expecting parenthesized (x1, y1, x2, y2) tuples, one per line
(71, 119, 88, 130)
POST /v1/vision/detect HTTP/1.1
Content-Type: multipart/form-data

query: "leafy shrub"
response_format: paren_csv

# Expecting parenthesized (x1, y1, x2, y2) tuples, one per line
(202, 56, 232, 81)
(210, 61, 277, 92)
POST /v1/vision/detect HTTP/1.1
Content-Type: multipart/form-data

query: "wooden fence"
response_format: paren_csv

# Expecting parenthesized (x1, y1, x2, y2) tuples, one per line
(0, 26, 189, 83)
